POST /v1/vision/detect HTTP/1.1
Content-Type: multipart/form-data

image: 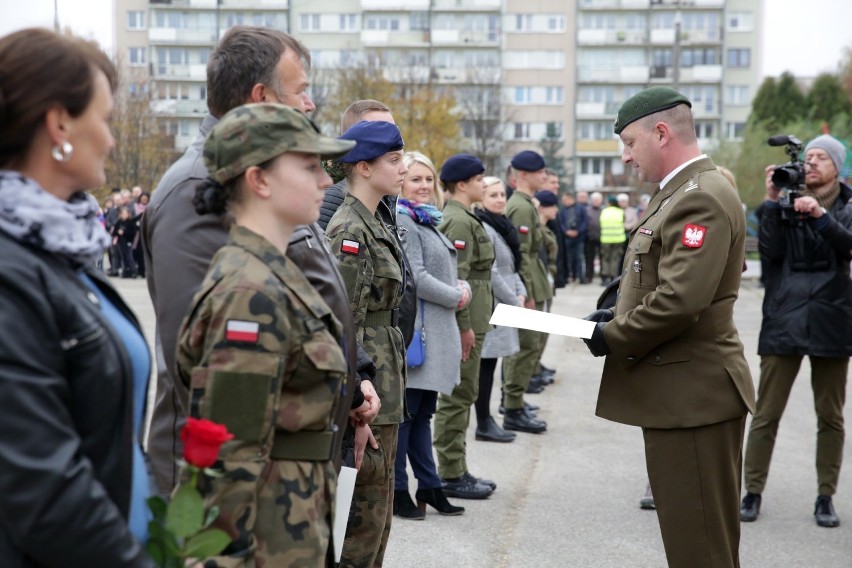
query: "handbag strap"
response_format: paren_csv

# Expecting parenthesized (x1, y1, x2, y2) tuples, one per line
(418, 298, 425, 332)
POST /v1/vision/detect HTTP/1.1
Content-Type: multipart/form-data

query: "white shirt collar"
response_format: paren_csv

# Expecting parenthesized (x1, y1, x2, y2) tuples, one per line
(660, 154, 707, 191)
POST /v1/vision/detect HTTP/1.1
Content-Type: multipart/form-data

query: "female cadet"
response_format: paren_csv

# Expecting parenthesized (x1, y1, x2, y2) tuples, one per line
(175, 103, 356, 566)
(325, 121, 408, 567)
(432, 154, 497, 499)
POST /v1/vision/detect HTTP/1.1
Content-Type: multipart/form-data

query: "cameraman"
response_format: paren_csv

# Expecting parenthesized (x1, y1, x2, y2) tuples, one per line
(741, 134, 851, 528)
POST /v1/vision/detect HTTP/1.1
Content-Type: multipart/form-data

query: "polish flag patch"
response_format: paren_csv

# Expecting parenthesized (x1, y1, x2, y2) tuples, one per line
(453, 240, 466, 250)
(225, 320, 260, 343)
(341, 239, 360, 255)
(519, 225, 530, 234)
(681, 224, 707, 248)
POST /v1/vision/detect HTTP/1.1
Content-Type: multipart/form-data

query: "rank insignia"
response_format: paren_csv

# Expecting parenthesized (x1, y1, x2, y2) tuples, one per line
(225, 320, 260, 343)
(638, 227, 653, 236)
(681, 224, 707, 248)
(341, 239, 360, 255)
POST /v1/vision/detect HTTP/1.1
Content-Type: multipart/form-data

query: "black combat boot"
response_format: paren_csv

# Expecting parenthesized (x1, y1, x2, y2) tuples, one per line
(814, 495, 840, 527)
(503, 408, 547, 433)
(441, 475, 493, 499)
(740, 492, 761, 522)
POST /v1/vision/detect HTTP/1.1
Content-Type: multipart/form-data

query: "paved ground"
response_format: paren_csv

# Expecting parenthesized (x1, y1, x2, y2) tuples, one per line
(117, 267, 851, 567)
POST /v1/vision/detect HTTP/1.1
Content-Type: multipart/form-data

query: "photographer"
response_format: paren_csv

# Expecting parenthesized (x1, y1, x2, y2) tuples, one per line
(741, 134, 852, 528)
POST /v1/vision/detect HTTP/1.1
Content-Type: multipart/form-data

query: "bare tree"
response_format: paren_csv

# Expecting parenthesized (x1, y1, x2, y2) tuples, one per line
(455, 67, 510, 173)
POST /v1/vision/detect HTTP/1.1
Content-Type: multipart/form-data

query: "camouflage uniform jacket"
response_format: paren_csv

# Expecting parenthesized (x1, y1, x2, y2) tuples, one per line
(541, 221, 559, 283)
(176, 225, 347, 566)
(326, 193, 406, 425)
(506, 191, 550, 302)
(439, 199, 495, 334)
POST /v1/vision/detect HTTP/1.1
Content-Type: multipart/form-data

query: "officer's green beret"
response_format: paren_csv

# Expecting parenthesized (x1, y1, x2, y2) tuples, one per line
(614, 87, 691, 135)
(204, 103, 356, 185)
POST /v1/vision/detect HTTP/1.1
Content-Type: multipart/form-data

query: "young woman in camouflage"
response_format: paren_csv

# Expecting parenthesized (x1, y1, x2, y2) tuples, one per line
(325, 121, 408, 568)
(175, 103, 356, 567)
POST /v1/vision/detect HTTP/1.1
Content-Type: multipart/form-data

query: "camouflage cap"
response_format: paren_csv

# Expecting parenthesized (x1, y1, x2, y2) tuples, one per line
(204, 103, 356, 184)
(614, 87, 691, 135)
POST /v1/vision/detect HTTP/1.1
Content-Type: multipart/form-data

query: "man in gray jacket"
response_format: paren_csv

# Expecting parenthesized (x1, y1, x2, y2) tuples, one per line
(142, 26, 378, 495)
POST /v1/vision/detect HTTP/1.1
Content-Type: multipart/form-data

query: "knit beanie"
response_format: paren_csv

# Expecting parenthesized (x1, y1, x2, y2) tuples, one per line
(805, 134, 846, 177)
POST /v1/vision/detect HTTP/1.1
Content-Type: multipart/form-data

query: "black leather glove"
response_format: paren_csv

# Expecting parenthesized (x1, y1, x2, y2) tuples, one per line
(584, 309, 614, 324)
(583, 322, 611, 357)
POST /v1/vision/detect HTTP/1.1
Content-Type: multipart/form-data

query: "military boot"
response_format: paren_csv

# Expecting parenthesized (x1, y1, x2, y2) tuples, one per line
(814, 495, 840, 528)
(503, 408, 547, 433)
(740, 492, 761, 522)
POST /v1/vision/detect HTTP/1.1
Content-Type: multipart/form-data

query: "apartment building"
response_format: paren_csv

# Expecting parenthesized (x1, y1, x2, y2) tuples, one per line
(113, 0, 761, 191)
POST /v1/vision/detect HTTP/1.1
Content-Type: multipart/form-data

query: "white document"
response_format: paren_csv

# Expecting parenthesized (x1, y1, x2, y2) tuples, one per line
(334, 465, 358, 562)
(489, 303, 596, 339)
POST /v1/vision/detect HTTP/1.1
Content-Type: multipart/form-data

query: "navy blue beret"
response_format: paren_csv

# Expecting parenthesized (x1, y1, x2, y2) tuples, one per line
(439, 153, 485, 183)
(534, 191, 558, 207)
(510, 150, 546, 172)
(337, 121, 404, 163)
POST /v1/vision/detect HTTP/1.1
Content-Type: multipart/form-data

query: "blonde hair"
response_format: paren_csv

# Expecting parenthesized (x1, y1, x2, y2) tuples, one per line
(483, 176, 503, 188)
(716, 166, 737, 189)
(403, 151, 443, 209)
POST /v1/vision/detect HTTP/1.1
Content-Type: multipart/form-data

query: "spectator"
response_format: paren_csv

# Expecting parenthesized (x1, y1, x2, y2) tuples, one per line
(584, 191, 603, 283)
(558, 191, 588, 284)
(110, 206, 138, 278)
(599, 194, 625, 285)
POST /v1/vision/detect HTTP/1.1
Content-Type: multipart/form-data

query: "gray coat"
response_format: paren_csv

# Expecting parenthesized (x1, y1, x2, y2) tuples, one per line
(481, 222, 526, 359)
(398, 213, 462, 395)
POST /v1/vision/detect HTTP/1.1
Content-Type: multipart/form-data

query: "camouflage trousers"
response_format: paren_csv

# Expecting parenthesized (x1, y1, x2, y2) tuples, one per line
(340, 423, 399, 568)
(503, 301, 545, 410)
(433, 332, 484, 479)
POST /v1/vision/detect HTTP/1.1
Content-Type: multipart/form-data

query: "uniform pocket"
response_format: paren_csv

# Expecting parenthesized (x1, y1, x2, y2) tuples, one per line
(639, 341, 692, 366)
(355, 426, 388, 487)
(627, 236, 655, 288)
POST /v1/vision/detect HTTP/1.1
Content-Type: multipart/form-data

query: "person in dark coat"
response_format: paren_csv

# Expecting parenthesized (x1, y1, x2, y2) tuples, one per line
(741, 134, 852, 528)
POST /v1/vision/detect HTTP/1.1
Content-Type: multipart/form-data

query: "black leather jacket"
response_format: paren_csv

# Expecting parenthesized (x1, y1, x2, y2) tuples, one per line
(0, 230, 153, 567)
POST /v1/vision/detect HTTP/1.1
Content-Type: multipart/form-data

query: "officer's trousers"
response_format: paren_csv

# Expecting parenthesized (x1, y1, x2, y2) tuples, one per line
(503, 302, 545, 410)
(433, 332, 484, 479)
(341, 422, 399, 568)
(744, 354, 847, 495)
(644, 414, 747, 568)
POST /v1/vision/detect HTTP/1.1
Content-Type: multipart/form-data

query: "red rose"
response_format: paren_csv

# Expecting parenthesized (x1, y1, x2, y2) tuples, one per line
(180, 418, 234, 468)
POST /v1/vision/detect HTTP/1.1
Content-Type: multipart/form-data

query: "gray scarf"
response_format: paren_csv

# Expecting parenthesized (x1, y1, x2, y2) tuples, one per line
(0, 171, 111, 267)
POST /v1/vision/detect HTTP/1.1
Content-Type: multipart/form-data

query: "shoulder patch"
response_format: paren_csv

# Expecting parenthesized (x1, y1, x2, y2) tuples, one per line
(519, 225, 530, 234)
(453, 239, 466, 250)
(681, 224, 706, 248)
(341, 239, 360, 255)
(225, 320, 260, 343)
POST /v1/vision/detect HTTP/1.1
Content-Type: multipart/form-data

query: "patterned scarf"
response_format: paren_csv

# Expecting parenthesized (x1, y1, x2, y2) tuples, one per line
(802, 180, 841, 211)
(0, 170, 111, 267)
(396, 198, 443, 227)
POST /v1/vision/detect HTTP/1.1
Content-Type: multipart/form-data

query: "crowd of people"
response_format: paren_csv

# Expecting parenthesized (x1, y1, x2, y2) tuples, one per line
(0, 24, 849, 568)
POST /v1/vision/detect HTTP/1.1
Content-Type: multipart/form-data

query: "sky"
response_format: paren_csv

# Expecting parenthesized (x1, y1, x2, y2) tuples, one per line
(0, 0, 849, 78)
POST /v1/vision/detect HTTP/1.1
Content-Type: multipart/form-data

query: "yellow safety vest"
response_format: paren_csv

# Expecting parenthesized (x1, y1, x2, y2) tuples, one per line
(600, 206, 626, 244)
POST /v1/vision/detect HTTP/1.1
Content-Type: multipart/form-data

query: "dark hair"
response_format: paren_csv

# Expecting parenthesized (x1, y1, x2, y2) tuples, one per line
(193, 178, 233, 216)
(206, 26, 311, 118)
(340, 99, 392, 133)
(0, 28, 117, 168)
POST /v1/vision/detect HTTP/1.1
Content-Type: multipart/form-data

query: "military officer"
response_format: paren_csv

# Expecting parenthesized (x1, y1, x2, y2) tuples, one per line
(503, 151, 551, 433)
(432, 154, 497, 500)
(583, 87, 755, 568)
(175, 104, 355, 566)
(325, 120, 408, 568)
(529, 190, 558, 393)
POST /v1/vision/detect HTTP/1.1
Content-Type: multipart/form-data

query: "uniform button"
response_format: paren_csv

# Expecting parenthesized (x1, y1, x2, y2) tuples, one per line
(627, 356, 636, 362)
(331, 424, 339, 433)
(655, 355, 661, 363)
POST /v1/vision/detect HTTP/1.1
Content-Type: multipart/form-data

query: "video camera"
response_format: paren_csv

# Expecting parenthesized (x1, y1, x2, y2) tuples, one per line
(767, 134, 805, 222)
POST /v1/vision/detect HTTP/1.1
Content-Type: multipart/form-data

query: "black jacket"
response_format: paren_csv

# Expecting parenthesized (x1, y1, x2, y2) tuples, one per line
(0, 230, 153, 567)
(758, 182, 852, 357)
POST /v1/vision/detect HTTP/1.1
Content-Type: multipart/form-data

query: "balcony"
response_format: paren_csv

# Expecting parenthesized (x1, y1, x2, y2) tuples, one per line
(576, 101, 621, 118)
(149, 27, 217, 44)
(430, 0, 501, 10)
(579, 0, 650, 8)
(153, 64, 207, 81)
(649, 0, 724, 7)
(432, 29, 498, 46)
(576, 140, 620, 153)
(360, 30, 429, 47)
(648, 64, 722, 83)
(578, 65, 649, 83)
(152, 0, 287, 7)
(360, 0, 428, 9)
(150, 98, 208, 116)
(577, 29, 647, 45)
(383, 65, 431, 83)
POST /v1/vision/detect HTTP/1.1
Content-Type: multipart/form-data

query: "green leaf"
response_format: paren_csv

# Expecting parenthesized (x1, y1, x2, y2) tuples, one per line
(147, 495, 169, 521)
(145, 540, 165, 565)
(184, 528, 232, 559)
(203, 505, 220, 528)
(147, 520, 182, 556)
(166, 484, 204, 538)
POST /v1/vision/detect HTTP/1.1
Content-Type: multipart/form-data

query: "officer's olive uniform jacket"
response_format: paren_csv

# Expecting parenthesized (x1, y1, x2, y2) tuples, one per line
(506, 191, 550, 303)
(597, 157, 756, 429)
(439, 199, 495, 334)
(177, 226, 347, 565)
(326, 194, 406, 425)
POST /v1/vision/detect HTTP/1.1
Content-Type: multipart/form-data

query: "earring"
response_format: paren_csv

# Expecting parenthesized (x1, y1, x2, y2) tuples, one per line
(50, 141, 74, 162)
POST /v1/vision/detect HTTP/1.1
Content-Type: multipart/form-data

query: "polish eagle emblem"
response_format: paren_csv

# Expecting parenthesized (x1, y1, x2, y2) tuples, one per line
(681, 224, 706, 248)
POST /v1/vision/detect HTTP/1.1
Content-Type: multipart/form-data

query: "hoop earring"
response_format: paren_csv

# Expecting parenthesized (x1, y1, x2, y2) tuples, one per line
(50, 141, 74, 162)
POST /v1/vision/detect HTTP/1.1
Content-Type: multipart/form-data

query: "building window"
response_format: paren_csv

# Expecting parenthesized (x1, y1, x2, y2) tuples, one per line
(694, 121, 715, 139)
(365, 15, 400, 31)
(514, 14, 532, 31)
(514, 122, 531, 140)
(727, 11, 753, 32)
(545, 86, 564, 104)
(726, 121, 745, 140)
(198, 48, 210, 64)
(546, 15, 566, 32)
(225, 13, 244, 28)
(300, 13, 320, 31)
(410, 11, 429, 31)
(680, 48, 719, 67)
(340, 14, 357, 31)
(128, 47, 147, 67)
(580, 158, 604, 175)
(726, 48, 750, 68)
(514, 87, 532, 104)
(578, 121, 611, 140)
(725, 85, 750, 106)
(127, 11, 146, 30)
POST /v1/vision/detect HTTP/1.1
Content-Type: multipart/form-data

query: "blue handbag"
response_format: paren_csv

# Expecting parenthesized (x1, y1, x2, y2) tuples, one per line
(405, 300, 426, 368)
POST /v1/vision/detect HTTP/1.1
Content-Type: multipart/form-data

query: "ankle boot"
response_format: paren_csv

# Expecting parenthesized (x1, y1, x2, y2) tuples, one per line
(415, 487, 464, 516)
(393, 489, 425, 520)
(475, 416, 516, 443)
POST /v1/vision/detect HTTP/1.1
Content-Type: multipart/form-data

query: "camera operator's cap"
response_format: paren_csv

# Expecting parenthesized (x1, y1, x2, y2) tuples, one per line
(805, 134, 847, 176)
(204, 103, 355, 185)
(337, 121, 404, 163)
(533, 190, 558, 207)
(510, 150, 546, 172)
(614, 86, 691, 135)
(440, 153, 485, 183)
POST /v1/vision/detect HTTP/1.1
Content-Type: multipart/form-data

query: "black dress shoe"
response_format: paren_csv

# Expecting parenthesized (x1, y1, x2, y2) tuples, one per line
(525, 400, 540, 412)
(814, 495, 840, 527)
(503, 408, 547, 433)
(740, 492, 761, 522)
(415, 487, 464, 516)
(476, 417, 516, 443)
(441, 475, 493, 500)
(526, 375, 545, 394)
(639, 483, 655, 510)
(463, 471, 496, 491)
(393, 490, 425, 520)
(499, 401, 539, 415)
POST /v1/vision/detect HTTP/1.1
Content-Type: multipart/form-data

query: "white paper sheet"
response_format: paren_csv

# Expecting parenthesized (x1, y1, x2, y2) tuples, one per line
(333, 466, 358, 562)
(489, 303, 596, 339)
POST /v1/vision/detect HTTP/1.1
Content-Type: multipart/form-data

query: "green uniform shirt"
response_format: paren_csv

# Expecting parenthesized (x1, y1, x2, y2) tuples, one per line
(326, 194, 406, 425)
(439, 199, 495, 334)
(506, 191, 550, 302)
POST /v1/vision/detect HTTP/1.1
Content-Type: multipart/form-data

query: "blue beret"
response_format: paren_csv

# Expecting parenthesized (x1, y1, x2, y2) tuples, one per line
(534, 191, 558, 207)
(510, 150, 546, 172)
(439, 153, 485, 183)
(337, 121, 404, 163)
